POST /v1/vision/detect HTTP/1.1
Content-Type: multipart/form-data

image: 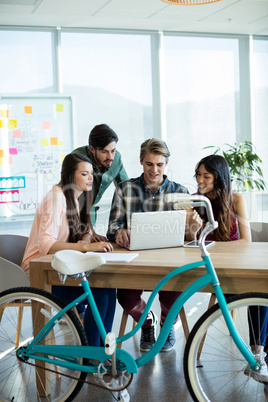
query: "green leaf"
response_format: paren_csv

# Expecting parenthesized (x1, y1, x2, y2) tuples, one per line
(202, 140, 267, 191)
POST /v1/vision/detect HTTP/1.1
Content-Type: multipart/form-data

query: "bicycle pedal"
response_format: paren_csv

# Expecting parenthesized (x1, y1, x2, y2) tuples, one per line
(93, 373, 100, 383)
(112, 389, 130, 402)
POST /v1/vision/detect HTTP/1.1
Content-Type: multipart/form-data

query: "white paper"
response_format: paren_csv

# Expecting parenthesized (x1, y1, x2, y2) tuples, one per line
(98, 253, 139, 262)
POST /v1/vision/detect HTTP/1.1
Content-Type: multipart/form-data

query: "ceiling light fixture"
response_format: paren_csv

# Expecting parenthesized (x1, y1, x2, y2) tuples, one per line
(161, 0, 222, 4)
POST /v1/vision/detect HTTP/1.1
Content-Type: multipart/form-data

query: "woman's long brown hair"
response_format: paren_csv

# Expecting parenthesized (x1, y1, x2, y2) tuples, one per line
(194, 154, 233, 241)
(58, 153, 93, 243)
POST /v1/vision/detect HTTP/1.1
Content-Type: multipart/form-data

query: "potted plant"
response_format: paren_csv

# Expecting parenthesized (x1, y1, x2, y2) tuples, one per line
(204, 141, 267, 192)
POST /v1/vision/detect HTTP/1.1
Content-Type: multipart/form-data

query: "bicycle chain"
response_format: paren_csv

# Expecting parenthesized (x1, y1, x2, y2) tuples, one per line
(22, 359, 105, 388)
(22, 358, 131, 395)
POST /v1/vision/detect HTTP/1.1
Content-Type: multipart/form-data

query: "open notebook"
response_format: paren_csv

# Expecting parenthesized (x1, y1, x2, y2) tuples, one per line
(97, 252, 139, 262)
(127, 210, 186, 251)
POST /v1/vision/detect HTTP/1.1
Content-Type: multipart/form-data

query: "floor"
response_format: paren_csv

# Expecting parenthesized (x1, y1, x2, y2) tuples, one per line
(74, 291, 212, 402)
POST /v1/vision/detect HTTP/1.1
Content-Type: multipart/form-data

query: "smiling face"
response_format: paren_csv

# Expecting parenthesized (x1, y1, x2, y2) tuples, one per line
(196, 163, 216, 198)
(140, 152, 168, 189)
(74, 161, 93, 198)
(90, 141, 117, 170)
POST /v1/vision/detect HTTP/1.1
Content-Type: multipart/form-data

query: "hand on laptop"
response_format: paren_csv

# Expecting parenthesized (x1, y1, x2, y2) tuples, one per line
(115, 229, 131, 248)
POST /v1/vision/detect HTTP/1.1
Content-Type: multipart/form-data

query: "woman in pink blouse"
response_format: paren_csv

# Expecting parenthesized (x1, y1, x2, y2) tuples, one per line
(21, 153, 115, 346)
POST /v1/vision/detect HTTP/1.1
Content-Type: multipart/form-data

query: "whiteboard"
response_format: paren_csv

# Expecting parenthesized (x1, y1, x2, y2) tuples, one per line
(0, 94, 75, 220)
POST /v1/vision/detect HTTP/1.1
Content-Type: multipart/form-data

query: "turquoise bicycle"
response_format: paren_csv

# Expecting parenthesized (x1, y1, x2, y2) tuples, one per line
(0, 194, 268, 402)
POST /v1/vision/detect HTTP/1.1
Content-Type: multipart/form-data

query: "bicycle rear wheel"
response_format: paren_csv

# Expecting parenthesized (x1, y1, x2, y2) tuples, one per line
(184, 293, 268, 402)
(0, 287, 88, 402)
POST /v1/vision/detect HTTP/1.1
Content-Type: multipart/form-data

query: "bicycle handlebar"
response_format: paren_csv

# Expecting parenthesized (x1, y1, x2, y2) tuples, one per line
(165, 193, 218, 230)
(165, 194, 218, 255)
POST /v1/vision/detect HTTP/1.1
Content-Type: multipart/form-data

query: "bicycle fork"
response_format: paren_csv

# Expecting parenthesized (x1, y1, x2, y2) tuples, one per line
(205, 256, 261, 372)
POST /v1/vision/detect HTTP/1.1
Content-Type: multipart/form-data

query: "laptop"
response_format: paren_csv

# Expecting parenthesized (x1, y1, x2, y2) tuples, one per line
(128, 210, 186, 251)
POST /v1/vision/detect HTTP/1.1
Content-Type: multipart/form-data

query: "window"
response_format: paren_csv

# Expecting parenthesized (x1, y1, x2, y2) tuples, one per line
(61, 31, 153, 179)
(0, 29, 55, 93)
(61, 30, 153, 232)
(1, 27, 267, 231)
(252, 38, 268, 189)
(163, 35, 240, 193)
(252, 37, 268, 221)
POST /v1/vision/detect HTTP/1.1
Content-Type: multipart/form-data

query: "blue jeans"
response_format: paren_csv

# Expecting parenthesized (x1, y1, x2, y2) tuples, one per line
(248, 306, 268, 347)
(227, 294, 268, 347)
(52, 285, 116, 346)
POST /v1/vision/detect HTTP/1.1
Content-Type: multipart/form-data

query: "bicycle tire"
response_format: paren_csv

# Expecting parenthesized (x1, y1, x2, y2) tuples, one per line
(0, 287, 88, 402)
(184, 292, 268, 402)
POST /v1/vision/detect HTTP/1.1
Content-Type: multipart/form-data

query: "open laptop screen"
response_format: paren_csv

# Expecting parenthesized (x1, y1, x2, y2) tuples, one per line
(128, 210, 186, 251)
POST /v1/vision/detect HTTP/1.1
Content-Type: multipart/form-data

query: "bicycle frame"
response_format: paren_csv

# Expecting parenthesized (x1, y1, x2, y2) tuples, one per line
(18, 194, 260, 378)
(18, 251, 258, 375)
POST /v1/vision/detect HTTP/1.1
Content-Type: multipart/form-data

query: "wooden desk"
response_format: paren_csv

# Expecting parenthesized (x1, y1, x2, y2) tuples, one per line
(30, 242, 268, 294)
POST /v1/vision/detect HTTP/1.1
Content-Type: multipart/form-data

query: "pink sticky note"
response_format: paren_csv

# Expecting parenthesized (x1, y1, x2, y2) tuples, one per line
(13, 129, 21, 138)
(4, 156, 13, 165)
(9, 148, 18, 155)
(42, 121, 50, 129)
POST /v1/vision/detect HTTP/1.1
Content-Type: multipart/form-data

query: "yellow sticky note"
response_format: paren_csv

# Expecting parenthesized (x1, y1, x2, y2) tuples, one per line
(8, 120, 17, 129)
(58, 140, 63, 146)
(24, 106, 32, 114)
(61, 154, 65, 162)
(41, 138, 49, 146)
(56, 104, 64, 112)
(1, 110, 9, 118)
(0, 150, 5, 157)
(0, 120, 5, 128)
(50, 137, 58, 145)
(0, 158, 3, 165)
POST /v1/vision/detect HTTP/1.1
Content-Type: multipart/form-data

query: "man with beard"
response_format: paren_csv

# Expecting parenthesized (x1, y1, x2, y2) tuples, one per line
(72, 123, 128, 241)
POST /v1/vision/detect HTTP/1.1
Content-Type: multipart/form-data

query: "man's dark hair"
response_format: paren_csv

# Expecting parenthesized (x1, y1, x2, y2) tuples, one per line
(89, 124, 118, 149)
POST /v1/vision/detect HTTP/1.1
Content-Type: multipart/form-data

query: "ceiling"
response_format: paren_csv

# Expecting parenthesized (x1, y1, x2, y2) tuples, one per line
(0, 0, 268, 36)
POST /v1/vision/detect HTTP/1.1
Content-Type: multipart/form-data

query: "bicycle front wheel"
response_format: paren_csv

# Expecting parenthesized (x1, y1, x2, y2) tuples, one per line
(184, 293, 268, 402)
(0, 287, 88, 402)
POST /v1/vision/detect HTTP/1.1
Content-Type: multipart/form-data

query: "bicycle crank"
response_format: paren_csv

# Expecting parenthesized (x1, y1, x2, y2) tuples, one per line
(94, 362, 133, 391)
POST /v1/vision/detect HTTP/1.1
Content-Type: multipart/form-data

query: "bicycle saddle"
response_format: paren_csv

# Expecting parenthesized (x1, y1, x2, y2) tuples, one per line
(51, 250, 106, 275)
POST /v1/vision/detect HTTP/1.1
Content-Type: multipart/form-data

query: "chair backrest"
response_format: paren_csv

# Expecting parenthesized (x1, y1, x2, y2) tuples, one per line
(0, 234, 30, 292)
(0, 234, 28, 266)
(250, 222, 268, 242)
(0, 257, 30, 291)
